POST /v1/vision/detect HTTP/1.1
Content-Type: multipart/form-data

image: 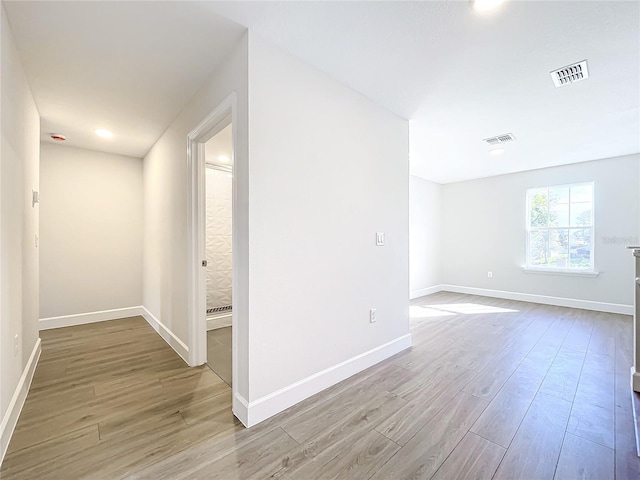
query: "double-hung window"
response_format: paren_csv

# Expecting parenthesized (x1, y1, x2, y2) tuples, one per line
(526, 182, 594, 272)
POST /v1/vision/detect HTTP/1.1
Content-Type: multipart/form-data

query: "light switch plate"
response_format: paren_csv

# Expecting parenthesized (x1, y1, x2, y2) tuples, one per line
(376, 232, 385, 246)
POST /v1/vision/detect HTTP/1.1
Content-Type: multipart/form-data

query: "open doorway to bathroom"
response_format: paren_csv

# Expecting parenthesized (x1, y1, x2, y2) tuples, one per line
(204, 123, 233, 386)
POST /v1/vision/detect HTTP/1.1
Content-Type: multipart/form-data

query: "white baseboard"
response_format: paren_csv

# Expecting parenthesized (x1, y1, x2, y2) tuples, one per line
(232, 393, 249, 427)
(410, 285, 443, 300)
(39, 306, 143, 330)
(207, 313, 232, 331)
(237, 333, 412, 428)
(440, 284, 633, 315)
(1, 338, 41, 465)
(39, 305, 190, 365)
(140, 306, 189, 365)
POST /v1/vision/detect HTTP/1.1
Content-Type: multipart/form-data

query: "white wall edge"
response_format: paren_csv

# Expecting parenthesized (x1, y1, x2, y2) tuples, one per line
(242, 333, 412, 427)
(39, 306, 143, 330)
(441, 284, 633, 315)
(141, 306, 190, 365)
(1, 338, 41, 465)
(410, 285, 443, 299)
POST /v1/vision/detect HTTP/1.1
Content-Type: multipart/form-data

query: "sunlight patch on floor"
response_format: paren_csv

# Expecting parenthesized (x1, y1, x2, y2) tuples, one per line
(409, 305, 455, 318)
(410, 303, 519, 318)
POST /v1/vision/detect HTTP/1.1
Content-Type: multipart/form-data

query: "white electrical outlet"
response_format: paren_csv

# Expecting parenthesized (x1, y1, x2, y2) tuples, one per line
(370, 308, 377, 323)
(487, 271, 493, 278)
(14, 334, 19, 357)
(376, 232, 385, 246)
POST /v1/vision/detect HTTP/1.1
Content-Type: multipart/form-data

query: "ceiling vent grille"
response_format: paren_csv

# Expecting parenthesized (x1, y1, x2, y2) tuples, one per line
(483, 133, 516, 145)
(550, 60, 589, 88)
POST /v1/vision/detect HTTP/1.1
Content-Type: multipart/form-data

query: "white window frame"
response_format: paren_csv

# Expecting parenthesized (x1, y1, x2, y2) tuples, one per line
(524, 181, 597, 276)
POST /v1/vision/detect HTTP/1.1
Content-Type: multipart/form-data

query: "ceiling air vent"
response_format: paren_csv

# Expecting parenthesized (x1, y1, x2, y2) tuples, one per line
(550, 60, 589, 88)
(483, 133, 516, 146)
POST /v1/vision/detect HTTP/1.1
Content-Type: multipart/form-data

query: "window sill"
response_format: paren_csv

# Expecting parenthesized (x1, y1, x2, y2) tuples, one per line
(522, 267, 599, 277)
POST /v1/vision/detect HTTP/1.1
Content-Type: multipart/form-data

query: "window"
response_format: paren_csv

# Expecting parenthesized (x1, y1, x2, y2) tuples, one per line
(526, 182, 594, 271)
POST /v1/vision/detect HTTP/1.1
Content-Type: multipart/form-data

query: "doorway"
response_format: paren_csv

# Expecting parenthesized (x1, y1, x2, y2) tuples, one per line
(187, 92, 247, 425)
(204, 125, 233, 386)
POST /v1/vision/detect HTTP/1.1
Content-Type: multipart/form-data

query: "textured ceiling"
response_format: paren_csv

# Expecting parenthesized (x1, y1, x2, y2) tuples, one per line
(4, 1, 639, 182)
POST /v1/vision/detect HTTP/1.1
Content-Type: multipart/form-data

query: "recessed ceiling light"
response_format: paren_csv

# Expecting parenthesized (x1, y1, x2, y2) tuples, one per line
(490, 147, 505, 155)
(95, 129, 113, 138)
(218, 155, 230, 163)
(473, 0, 506, 12)
(50, 133, 66, 141)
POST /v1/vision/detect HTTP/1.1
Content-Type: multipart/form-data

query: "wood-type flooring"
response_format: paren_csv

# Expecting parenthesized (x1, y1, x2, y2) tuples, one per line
(2, 292, 639, 479)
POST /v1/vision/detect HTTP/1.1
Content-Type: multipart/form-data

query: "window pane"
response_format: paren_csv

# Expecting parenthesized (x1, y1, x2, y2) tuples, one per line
(529, 190, 548, 227)
(570, 202, 592, 226)
(526, 183, 594, 270)
(549, 187, 569, 227)
(571, 184, 592, 203)
(569, 228, 591, 268)
(529, 230, 549, 266)
(550, 187, 569, 204)
(549, 228, 569, 267)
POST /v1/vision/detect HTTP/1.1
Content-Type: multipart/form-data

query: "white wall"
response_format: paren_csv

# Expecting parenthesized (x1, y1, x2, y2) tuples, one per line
(410, 175, 442, 298)
(246, 35, 410, 405)
(143, 31, 409, 425)
(142, 33, 249, 394)
(442, 154, 640, 308)
(0, 5, 40, 460)
(39, 143, 143, 321)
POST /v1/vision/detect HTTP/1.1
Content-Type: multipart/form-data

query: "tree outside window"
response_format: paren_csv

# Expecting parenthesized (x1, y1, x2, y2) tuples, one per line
(526, 183, 593, 270)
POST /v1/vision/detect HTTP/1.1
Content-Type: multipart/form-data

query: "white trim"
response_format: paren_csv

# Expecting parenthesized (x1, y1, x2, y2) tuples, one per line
(39, 306, 143, 330)
(39, 306, 190, 366)
(441, 284, 633, 315)
(410, 285, 443, 299)
(140, 306, 189, 365)
(240, 334, 412, 427)
(522, 267, 599, 277)
(233, 392, 249, 427)
(187, 92, 237, 369)
(525, 182, 595, 272)
(1, 338, 41, 464)
(207, 313, 232, 331)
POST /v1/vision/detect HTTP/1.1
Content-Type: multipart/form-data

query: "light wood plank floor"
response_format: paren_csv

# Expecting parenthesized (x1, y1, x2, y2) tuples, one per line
(2, 292, 639, 479)
(207, 326, 232, 386)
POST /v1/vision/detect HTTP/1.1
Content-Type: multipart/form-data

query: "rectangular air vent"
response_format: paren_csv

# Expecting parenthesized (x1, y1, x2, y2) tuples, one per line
(483, 133, 516, 145)
(550, 60, 589, 88)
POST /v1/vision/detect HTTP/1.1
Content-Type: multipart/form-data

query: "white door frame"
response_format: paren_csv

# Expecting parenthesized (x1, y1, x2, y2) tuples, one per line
(187, 93, 237, 387)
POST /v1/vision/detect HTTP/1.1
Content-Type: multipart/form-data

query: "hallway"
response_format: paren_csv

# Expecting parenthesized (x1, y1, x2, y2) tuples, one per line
(1, 317, 239, 478)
